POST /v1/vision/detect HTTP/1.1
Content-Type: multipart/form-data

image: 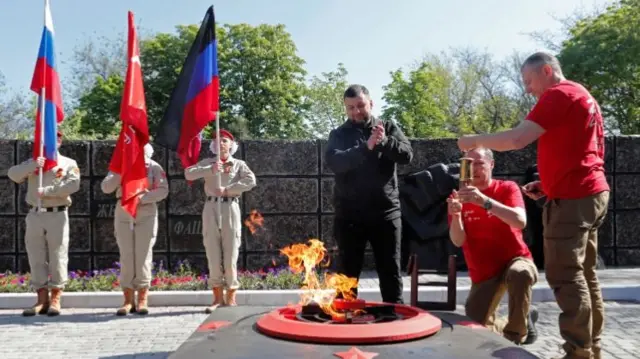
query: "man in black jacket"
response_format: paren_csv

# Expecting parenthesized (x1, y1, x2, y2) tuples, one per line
(325, 84, 413, 303)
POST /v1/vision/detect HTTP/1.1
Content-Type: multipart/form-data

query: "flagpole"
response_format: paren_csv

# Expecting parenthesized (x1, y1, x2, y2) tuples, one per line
(215, 111, 222, 231)
(212, 6, 221, 231)
(38, 88, 45, 211)
(37, 0, 47, 211)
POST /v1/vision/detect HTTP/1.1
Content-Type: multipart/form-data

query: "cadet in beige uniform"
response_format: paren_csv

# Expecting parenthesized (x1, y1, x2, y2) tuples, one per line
(101, 143, 168, 316)
(8, 131, 81, 317)
(184, 129, 256, 312)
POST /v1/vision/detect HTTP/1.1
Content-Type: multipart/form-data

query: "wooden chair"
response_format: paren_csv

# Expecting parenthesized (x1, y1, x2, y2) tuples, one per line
(408, 253, 457, 311)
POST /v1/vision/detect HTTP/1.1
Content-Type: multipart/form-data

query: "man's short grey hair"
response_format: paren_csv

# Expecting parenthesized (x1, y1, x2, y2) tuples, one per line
(480, 147, 494, 161)
(521, 51, 563, 76)
(465, 147, 494, 161)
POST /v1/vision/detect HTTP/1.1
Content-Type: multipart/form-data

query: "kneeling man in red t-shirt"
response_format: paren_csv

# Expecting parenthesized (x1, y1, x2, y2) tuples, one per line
(448, 147, 539, 345)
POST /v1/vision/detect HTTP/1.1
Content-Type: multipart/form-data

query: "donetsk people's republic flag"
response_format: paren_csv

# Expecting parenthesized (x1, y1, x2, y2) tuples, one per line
(155, 6, 219, 169)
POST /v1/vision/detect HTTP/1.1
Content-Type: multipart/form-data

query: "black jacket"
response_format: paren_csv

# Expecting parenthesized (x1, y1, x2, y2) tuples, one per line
(325, 117, 413, 221)
(399, 162, 460, 242)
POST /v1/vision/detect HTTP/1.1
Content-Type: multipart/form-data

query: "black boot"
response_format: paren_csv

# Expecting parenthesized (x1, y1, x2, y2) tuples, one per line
(523, 308, 538, 345)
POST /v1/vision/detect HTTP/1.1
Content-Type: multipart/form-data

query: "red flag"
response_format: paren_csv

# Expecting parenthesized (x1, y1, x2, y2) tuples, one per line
(108, 11, 149, 219)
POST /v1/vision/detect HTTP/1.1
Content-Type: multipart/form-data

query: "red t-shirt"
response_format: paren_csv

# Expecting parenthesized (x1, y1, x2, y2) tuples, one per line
(448, 180, 532, 283)
(526, 80, 610, 199)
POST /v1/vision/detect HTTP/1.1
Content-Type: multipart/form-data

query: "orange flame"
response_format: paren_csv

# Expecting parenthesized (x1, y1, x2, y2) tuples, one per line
(244, 209, 264, 234)
(280, 239, 358, 320)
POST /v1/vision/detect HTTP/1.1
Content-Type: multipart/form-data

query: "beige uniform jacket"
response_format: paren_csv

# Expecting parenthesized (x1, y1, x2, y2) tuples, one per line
(100, 159, 169, 205)
(184, 155, 256, 197)
(7, 155, 81, 208)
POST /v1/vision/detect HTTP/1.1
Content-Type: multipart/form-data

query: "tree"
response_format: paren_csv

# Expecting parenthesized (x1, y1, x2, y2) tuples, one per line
(381, 58, 453, 138)
(0, 72, 34, 139)
(527, 1, 614, 53)
(558, 0, 640, 134)
(500, 51, 537, 118)
(75, 74, 125, 139)
(302, 63, 349, 139)
(447, 48, 524, 135)
(64, 31, 128, 107)
(381, 49, 531, 138)
(215, 23, 309, 139)
(72, 22, 311, 140)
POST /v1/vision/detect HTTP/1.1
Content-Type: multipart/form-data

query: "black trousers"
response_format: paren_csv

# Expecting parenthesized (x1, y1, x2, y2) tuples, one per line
(334, 216, 403, 304)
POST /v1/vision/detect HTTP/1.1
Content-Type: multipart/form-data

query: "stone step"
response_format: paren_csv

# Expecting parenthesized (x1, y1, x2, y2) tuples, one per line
(358, 267, 640, 288)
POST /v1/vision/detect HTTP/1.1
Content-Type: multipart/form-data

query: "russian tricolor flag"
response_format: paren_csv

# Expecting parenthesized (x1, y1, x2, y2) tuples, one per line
(156, 6, 219, 169)
(31, 0, 64, 172)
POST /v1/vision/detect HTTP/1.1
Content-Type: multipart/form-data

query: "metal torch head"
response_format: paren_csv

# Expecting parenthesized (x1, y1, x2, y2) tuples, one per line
(459, 157, 474, 187)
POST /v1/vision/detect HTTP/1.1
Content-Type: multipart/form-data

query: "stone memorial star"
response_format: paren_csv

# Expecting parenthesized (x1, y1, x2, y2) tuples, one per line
(196, 320, 232, 332)
(333, 347, 379, 359)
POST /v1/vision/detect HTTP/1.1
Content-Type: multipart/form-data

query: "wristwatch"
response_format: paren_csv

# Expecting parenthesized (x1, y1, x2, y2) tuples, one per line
(483, 199, 493, 211)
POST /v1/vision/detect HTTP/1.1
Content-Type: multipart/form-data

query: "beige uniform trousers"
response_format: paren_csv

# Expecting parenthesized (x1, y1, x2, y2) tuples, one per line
(114, 203, 158, 289)
(202, 198, 242, 289)
(101, 160, 169, 289)
(25, 209, 70, 290)
(8, 154, 80, 291)
(465, 257, 539, 343)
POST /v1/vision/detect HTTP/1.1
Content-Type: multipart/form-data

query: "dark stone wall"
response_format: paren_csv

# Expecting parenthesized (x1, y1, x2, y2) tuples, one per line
(0, 136, 638, 274)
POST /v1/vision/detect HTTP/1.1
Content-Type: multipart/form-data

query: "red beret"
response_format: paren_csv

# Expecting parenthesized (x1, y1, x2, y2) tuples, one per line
(213, 129, 234, 141)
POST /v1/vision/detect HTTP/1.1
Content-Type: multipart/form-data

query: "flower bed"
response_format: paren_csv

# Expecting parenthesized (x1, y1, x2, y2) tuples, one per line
(0, 261, 308, 293)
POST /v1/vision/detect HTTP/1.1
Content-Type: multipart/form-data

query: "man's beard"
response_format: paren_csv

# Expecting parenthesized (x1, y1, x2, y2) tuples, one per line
(350, 114, 369, 123)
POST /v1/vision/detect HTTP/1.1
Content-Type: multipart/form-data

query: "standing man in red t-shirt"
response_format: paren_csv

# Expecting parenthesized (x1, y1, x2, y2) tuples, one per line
(447, 147, 539, 345)
(457, 52, 610, 359)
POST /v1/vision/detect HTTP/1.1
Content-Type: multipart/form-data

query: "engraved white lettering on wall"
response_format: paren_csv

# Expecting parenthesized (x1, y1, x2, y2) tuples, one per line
(173, 219, 202, 236)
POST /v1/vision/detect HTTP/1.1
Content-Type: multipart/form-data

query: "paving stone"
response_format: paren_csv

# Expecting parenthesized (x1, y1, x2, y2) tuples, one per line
(0, 302, 638, 358)
(517, 301, 640, 358)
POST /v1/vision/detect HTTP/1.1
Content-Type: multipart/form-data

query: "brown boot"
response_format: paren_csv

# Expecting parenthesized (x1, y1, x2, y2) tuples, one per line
(205, 287, 225, 313)
(22, 288, 50, 317)
(137, 288, 149, 315)
(593, 348, 601, 359)
(225, 288, 237, 307)
(116, 288, 136, 316)
(47, 288, 62, 316)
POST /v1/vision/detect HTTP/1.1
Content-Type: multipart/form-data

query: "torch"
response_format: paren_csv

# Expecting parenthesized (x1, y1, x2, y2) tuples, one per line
(459, 157, 473, 188)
